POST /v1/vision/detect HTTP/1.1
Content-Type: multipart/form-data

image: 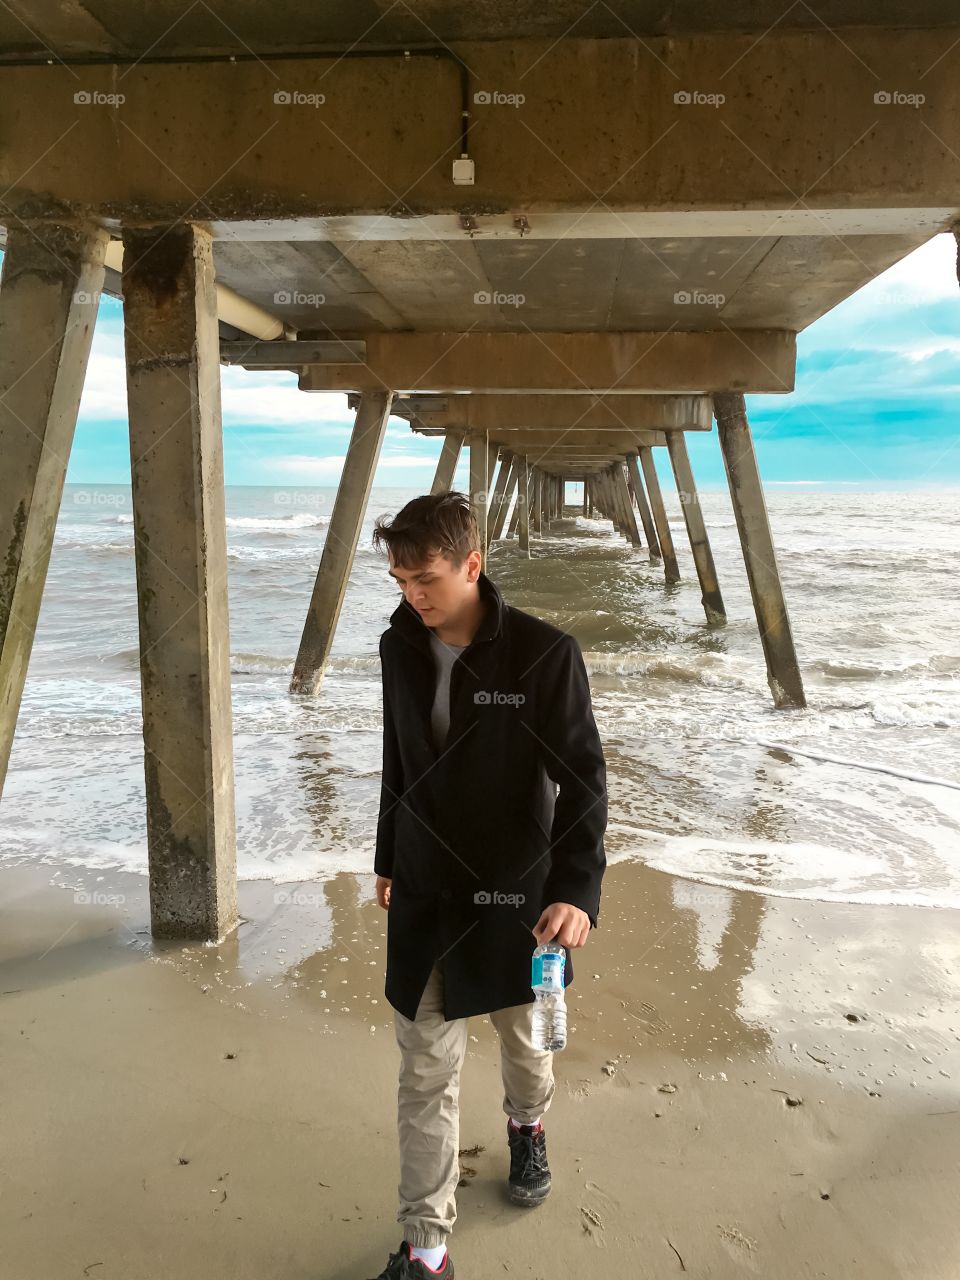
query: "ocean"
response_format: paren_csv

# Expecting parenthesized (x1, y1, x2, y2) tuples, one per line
(2, 482, 958, 910)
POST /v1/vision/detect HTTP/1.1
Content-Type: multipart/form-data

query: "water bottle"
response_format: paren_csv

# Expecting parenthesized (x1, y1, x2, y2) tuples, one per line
(531, 943, 567, 1051)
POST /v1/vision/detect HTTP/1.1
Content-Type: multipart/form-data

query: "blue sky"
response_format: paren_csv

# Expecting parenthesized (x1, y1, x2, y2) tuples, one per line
(13, 231, 960, 490)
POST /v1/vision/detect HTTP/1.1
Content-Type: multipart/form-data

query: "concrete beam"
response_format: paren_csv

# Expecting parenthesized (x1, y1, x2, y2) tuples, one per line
(291, 390, 394, 694)
(398, 394, 713, 432)
(121, 223, 237, 941)
(0, 222, 108, 799)
(298, 331, 794, 394)
(713, 392, 806, 709)
(4, 33, 960, 219)
(482, 430, 670, 448)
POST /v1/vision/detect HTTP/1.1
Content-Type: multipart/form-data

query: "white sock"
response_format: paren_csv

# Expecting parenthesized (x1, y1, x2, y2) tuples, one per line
(509, 1115, 542, 1130)
(409, 1244, 447, 1270)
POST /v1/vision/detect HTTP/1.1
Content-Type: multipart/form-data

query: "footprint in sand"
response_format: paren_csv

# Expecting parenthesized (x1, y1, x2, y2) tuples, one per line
(717, 1223, 761, 1271)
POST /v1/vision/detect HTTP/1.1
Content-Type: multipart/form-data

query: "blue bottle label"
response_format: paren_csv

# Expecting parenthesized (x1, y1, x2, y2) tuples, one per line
(532, 950, 565, 992)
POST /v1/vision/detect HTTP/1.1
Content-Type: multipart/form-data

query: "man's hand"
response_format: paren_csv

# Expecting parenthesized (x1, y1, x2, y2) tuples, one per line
(376, 876, 392, 910)
(532, 902, 590, 948)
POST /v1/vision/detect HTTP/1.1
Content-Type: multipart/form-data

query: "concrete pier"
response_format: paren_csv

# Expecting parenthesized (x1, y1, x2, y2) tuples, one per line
(626, 452, 662, 563)
(517, 456, 530, 554)
(291, 391, 394, 695)
(713, 393, 806, 708)
(613, 464, 642, 548)
(0, 222, 108, 799)
(666, 433, 726, 625)
(121, 224, 237, 941)
(430, 431, 463, 495)
(469, 432, 490, 557)
(639, 446, 681, 584)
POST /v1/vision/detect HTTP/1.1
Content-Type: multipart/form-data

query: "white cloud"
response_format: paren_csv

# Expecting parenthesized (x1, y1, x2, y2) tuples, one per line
(272, 452, 435, 479)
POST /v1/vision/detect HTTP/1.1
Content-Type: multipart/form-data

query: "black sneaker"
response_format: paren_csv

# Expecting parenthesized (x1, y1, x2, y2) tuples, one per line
(506, 1120, 552, 1207)
(369, 1240, 454, 1279)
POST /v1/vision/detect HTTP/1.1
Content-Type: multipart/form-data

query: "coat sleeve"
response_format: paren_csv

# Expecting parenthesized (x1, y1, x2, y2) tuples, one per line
(374, 634, 402, 878)
(537, 634, 608, 926)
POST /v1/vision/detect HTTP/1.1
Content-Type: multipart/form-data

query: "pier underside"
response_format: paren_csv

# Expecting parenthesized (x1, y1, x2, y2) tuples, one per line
(1, 11, 958, 934)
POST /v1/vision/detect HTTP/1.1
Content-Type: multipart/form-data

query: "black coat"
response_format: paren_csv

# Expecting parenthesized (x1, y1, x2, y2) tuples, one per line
(375, 570, 608, 1020)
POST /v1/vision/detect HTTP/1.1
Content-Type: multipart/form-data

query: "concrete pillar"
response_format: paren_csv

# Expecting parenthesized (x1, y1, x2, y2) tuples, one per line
(0, 222, 109, 800)
(517, 456, 531, 555)
(468, 432, 491, 557)
(666, 432, 726, 625)
(507, 481, 521, 537)
(582, 482, 589, 517)
(639, 446, 681, 584)
(291, 389, 394, 693)
(613, 462, 642, 547)
(489, 451, 516, 541)
(532, 469, 543, 536)
(599, 470, 623, 538)
(713, 392, 806, 708)
(430, 430, 464, 495)
(121, 223, 237, 941)
(626, 452, 662, 562)
(494, 454, 520, 540)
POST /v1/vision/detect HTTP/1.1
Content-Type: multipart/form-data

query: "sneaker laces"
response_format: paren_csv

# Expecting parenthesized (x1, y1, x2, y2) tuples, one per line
(511, 1129, 548, 1181)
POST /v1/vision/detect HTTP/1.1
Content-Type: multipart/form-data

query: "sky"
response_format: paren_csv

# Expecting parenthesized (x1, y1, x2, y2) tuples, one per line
(9, 231, 960, 491)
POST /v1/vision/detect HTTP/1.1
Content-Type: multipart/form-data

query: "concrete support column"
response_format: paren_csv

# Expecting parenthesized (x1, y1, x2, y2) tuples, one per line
(532, 469, 543, 536)
(613, 462, 642, 547)
(430, 430, 463, 496)
(494, 454, 520, 540)
(121, 223, 237, 941)
(599, 469, 623, 538)
(292, 389, 394, 694)
(517, 456, 530, 555)
(582, 482, 589, 517)
(468, 432, 491, 557)
(507, 479, 521, 537)
(666, 432, 726, 625)
(0, 222, 109, 800)
(713, 392, 806, 708)
(639, 446, 680, 584)
(489, 450, 516, 541)
(626, 452, 662, 562)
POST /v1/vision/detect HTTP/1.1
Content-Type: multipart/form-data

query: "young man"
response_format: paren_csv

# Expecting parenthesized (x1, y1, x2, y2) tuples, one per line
(369, 491, 607, 1279)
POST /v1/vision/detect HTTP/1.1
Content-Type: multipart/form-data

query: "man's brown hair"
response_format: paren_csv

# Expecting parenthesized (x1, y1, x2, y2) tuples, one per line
(372, 491, 480, 569)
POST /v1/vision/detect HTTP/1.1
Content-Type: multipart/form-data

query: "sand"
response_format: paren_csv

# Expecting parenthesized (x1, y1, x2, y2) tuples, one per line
(2, 857, 960, 1279)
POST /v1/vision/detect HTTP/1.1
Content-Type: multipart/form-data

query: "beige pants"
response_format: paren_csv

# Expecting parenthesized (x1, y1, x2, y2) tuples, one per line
(393, 957, 556, 1249)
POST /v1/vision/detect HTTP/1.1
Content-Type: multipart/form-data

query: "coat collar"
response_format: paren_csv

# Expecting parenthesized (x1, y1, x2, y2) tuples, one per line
(388, 569, 506, 654)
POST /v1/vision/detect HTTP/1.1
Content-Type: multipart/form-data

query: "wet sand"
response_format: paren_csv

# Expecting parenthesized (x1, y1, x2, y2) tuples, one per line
(2, 858, 959, 1279)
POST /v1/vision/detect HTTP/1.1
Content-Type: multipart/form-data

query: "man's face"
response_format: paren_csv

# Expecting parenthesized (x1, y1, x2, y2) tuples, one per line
(388, 548, 480, 627)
